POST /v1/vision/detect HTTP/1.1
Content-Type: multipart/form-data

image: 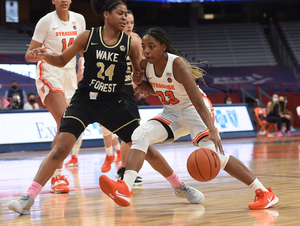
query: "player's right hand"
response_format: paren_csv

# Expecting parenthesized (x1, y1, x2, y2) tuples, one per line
(132, 70, 144, 85)
(202, 130, 224, 155)
(134, 81, 151, 96)
(30, 47, 46, 59)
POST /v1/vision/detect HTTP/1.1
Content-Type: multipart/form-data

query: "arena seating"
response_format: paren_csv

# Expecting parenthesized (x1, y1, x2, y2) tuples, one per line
(0, 26, 31, 55)
(137, 23, 277, 68)
(280, 21, 300, 65)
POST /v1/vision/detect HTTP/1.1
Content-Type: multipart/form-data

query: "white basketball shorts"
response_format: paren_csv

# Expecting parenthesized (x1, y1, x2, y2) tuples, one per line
(36, 61, 77, 104)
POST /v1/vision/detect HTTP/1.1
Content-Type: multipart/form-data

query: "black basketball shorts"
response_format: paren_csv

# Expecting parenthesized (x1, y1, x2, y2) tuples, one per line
(59, 90, 140, 143)
(121, 85, 140, 120)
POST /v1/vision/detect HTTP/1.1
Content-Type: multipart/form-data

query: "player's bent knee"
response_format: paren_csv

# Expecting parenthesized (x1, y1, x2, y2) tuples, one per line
(52, 146, 70, 160)
(131, 121, 168, 154)
(131, 125, 151, 154)
(198, 140, 230, 170)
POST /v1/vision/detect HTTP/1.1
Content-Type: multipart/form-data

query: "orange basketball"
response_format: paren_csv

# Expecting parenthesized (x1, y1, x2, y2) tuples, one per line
(187, 148, 221, 182)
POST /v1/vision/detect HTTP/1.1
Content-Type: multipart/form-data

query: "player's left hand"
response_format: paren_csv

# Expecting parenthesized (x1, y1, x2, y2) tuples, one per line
(202, 131, 224, 155)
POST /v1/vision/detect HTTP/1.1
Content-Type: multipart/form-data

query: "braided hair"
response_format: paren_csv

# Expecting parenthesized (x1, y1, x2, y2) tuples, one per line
(142, 27, 205, 81)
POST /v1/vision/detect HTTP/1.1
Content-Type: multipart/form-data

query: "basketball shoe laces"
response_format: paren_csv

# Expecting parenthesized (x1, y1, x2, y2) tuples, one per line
(254, 189, 266, 203)
(8, 193, 34, 214)
(52, 175, 69, 188)
(173, 182, 204, 203)
(19, 194, 34, 205)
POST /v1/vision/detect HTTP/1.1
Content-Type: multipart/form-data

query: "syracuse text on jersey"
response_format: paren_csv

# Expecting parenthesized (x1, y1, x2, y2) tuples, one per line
(149, 82, 175, 90)
(55, 31, 78, 36)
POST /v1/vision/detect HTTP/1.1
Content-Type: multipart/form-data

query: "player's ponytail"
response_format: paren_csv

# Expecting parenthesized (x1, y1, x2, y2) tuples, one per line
(143, 27, 205, 81)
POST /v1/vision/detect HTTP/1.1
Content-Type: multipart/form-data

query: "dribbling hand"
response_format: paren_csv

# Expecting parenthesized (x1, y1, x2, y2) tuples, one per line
(202, 131, 224, 155)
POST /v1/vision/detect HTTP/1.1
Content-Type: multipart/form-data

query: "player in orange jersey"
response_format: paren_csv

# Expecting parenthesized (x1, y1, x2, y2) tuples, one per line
(100, 27, 279, 210)
(24, 0, 86, 194)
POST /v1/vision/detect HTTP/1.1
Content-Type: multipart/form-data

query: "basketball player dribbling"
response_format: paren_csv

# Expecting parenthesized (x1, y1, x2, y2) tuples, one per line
(8, 0, 204, 215)
(100, 27, 279, 210)
(24, 0, 86, 194)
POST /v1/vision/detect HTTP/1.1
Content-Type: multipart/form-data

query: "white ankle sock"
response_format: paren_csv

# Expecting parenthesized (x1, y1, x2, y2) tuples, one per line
(123, 170, 138, 192)
(53, 169, 63, 177)
(112, 134, 121, 150)
(106, 146, 113, 156)
(114, 143, 120, 151)
(249, 178, 268, 192)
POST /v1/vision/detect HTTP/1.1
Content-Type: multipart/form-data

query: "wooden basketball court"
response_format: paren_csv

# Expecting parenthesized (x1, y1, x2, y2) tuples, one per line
(1, 135, 300, 225)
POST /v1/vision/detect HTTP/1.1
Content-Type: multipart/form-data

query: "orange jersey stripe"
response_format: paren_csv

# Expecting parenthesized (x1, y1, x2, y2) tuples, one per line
(151, 116, 172, 126)
(38, 61, 64, 93)
(192, 129, 210, 145)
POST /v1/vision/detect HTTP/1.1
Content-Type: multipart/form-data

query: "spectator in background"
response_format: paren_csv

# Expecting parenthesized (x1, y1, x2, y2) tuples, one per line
(279, 96, 296, 133)
(136, 94, 150, 106)
(266, 94, 291, 137)
(11, 93, 22, 109)
(24, 93, 40, 110)
(4, 80, 27, 109)
(224, 96, 232, 104)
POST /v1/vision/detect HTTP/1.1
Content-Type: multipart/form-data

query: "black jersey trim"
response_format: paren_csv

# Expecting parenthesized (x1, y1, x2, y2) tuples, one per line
(112, 118, 139, 134)
(99, 27, 124, 49)
(63, 115, 86, 129)
(84, 27, 94, 53)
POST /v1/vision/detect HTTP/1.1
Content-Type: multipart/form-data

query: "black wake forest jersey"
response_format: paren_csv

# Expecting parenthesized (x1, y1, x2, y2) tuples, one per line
(124, 56, 132, 85)
(78, 26, 131, 99)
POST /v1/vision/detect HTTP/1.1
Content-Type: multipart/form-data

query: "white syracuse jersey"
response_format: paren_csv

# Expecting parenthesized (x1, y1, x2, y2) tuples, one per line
(32, 11, 86, 68)
(145, 53, 210, 111)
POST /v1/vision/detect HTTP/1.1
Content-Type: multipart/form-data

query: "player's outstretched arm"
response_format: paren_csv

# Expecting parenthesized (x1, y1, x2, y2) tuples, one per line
(173, 57, 224, 154)
(34, 31, 89, 67)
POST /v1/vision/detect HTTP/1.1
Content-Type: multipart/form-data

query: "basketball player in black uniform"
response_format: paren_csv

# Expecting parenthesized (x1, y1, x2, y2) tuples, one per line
(8, 0, 204, 214)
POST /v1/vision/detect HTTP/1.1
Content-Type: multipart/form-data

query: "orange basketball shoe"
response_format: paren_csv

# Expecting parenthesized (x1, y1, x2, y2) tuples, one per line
(51, 175, 70, 193)
(115, 150, 122, 163)
(101, 154, 115, 172)
(248, 187, 278, 210)
(99, 175, 132, 207)
(65, 155, 78, 167)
